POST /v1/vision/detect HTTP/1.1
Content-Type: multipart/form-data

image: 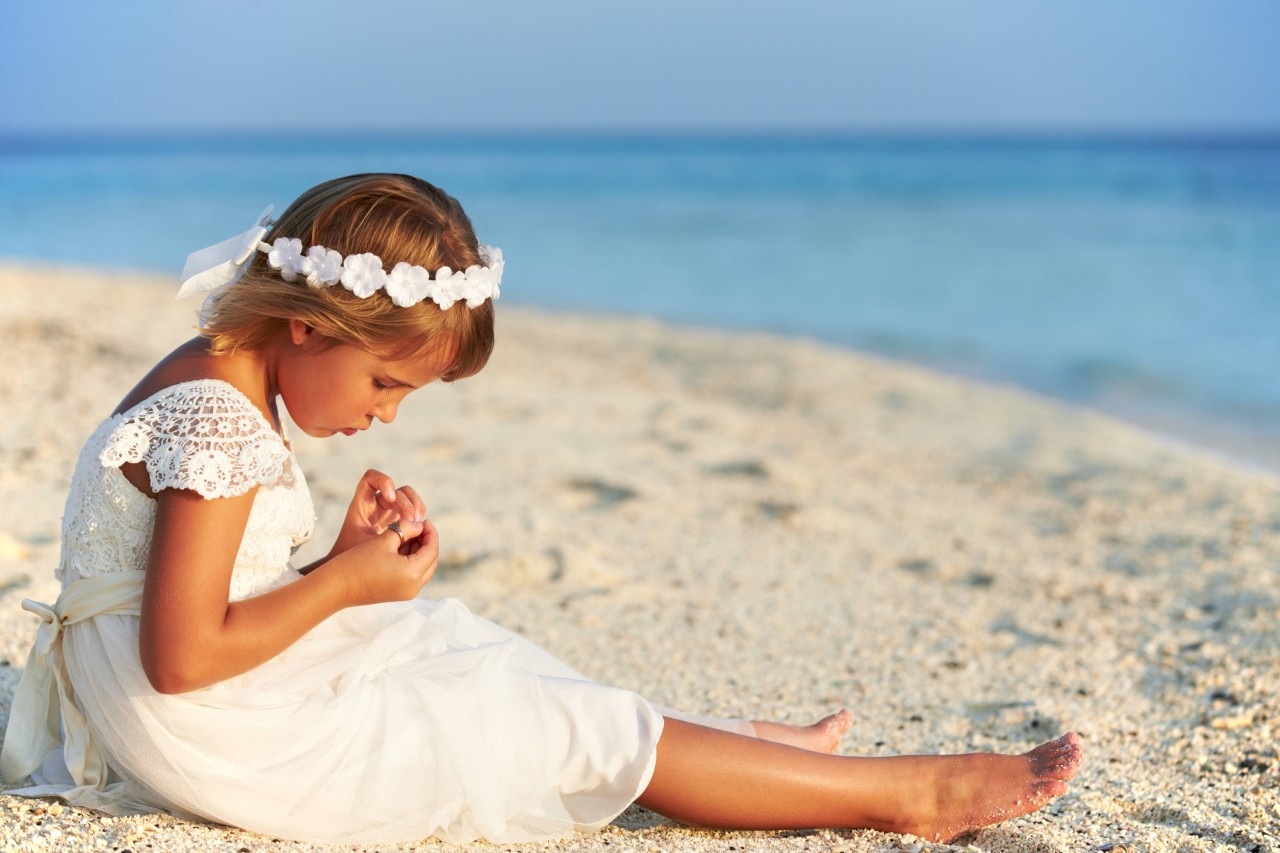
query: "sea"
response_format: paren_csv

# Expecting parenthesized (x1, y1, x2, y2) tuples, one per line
(2, 132, 1277, 471)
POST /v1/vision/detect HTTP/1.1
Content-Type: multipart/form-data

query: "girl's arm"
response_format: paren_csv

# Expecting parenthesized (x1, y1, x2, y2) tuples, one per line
(139, 486, 437, 694)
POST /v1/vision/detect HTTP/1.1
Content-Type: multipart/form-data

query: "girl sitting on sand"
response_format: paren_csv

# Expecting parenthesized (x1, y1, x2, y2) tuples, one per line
(0, 173, 1081, 846)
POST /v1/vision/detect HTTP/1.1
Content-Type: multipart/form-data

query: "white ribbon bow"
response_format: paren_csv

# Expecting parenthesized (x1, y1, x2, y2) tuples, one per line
(175, 205, 275, 302)
(0, 571, 147, 805)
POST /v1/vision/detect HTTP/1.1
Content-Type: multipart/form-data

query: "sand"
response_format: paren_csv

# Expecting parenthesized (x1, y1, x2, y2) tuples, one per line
(0, 262, 1277, 853)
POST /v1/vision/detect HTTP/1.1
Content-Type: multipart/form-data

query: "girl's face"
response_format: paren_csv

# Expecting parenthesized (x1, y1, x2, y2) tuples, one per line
(275, 322, 452, 438)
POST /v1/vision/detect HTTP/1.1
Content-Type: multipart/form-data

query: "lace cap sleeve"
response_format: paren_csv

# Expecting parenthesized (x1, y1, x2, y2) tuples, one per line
(100, 380, 291, 500)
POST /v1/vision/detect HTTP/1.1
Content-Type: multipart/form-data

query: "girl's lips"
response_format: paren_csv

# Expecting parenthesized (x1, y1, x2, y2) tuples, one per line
(340, 428, 358, 436)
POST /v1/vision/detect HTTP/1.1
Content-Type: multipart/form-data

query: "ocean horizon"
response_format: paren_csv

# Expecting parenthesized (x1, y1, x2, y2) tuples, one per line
(2, 131, 1277, 472)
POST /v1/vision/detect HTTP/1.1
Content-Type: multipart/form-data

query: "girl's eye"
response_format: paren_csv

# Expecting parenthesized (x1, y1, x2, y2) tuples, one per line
(373, 379, 392, 390)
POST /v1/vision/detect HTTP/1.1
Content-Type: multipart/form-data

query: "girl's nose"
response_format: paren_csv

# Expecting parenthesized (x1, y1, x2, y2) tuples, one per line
(372, 399, 399, 424)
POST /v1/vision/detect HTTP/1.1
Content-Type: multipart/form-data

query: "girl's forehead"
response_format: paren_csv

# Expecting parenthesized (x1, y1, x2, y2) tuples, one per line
(383, 341, 458, 383)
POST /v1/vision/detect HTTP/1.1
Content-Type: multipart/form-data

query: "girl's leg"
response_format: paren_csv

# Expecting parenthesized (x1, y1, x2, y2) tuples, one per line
(655, 706, 854, 754)
(637, 718, 1082, 844)
(750, 708, 853, 754)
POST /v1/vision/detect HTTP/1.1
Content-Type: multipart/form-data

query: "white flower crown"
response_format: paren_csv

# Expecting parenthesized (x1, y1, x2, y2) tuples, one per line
(263, 237, 502, 310)
(176, 205, 502, 312)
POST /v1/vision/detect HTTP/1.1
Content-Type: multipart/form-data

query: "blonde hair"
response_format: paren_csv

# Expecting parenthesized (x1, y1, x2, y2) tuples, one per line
(202, 174, 495, 382)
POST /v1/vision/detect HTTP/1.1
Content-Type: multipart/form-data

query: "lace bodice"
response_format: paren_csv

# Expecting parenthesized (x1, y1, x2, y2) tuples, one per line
(58, 379, 316, 600)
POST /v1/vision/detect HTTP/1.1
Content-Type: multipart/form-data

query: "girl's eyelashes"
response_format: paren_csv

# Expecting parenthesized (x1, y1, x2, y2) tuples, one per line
(373, 379, 393, 390)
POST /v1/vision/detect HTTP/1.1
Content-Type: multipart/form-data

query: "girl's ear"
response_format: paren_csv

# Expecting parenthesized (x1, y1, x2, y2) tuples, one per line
(288, 319, 314, 346)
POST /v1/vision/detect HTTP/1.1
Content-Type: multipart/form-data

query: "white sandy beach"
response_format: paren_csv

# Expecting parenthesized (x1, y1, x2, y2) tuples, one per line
(0, 263, 1277, 852)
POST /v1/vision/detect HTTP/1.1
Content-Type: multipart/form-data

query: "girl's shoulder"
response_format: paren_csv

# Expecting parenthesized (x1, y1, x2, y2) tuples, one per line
(113, 377, 276, 435)
(99, 377, 293, 501)
(96, 338, 293, 500)
(112, 337, 278, 430)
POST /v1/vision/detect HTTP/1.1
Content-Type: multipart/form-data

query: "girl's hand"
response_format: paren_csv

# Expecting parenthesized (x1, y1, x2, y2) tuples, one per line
(324, 518, 440, 607)
(329, 469, 427, 558)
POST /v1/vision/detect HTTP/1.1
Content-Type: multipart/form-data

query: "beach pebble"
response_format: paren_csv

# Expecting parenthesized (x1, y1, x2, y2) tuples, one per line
(1209, 711, 1255, 730)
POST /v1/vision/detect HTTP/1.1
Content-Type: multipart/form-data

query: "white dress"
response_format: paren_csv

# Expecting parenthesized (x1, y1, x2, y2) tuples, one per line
(0, 380, 746, 845)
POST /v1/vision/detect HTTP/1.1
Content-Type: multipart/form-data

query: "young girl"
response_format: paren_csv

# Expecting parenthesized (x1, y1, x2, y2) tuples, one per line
(0, 173, 1081, 846)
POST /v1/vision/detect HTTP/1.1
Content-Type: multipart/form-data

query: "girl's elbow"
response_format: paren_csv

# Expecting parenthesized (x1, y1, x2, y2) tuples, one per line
(141, 652, 202, 695)
(144, 665, 192, 695)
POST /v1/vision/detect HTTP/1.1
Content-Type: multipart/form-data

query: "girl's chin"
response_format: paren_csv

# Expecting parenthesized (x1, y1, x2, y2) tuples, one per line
(298, 426, 350, 438)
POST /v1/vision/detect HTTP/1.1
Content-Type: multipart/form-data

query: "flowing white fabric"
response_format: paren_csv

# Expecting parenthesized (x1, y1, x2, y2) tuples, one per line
(0, 379, 749, 844)
(175, 206, 274, 299)
(175, 206, 273, 326)
(0, 571, 146, 810)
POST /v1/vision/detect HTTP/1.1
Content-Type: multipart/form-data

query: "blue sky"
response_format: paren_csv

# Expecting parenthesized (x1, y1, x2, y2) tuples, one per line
(2, 0, 1278, 135)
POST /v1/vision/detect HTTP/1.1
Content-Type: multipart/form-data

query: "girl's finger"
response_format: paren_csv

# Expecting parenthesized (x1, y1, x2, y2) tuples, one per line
(417, 519, 438, 550)
(398, 518, 426, 544)
(379, 521, 407, 550)
(418, 520, 440, 582)
(373, 482, 399, 510)
(395, 516, 427, 548)
(399, 485, 426, 520)
(392, 488, 419, 522)
(363, 469, 392, 498)
(409, 517, 440, 563)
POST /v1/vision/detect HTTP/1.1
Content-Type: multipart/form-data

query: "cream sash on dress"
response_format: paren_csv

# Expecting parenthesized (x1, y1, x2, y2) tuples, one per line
(1, 570, 146, 803)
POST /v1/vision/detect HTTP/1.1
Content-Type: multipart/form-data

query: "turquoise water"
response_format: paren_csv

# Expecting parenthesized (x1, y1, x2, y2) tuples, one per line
(2, 133, 1278, 469)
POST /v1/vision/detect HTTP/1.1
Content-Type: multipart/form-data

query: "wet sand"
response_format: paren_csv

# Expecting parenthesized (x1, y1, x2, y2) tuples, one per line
(1, 262, 1277, 852)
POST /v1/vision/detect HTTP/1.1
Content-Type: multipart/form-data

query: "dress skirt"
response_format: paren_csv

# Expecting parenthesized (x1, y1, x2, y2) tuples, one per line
(59, 583, 664, 845)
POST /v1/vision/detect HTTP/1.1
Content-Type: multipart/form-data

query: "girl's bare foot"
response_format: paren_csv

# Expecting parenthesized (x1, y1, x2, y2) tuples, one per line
(900, 732, 1084, 843)
(751, 709, 853, 754)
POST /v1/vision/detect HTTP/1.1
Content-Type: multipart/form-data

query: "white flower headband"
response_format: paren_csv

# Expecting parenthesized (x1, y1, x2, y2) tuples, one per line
(176, 205, 502, 312)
